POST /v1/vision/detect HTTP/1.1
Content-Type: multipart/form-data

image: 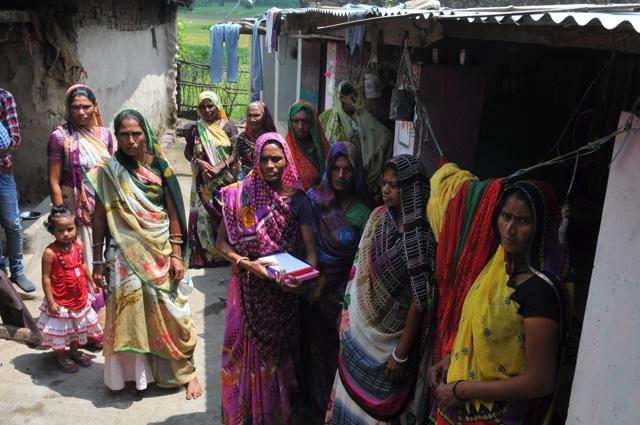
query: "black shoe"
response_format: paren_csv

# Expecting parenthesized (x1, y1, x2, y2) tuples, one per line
(10, 274, 36, 293)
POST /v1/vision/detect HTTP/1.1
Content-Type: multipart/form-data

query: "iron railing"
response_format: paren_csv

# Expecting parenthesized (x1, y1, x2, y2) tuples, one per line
(176, 59, 250, 120)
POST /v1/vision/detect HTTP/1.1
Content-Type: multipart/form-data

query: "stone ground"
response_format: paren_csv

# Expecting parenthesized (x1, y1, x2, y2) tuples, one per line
(0, 134, 230, 425)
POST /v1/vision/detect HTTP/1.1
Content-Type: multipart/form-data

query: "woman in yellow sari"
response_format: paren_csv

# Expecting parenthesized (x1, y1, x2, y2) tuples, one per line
(184, 91, 238, 268)
(427, 164, 568, 425)
(89, 109, 202, 399)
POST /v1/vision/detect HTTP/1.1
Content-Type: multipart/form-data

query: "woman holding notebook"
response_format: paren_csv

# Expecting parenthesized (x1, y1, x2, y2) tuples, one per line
(216, 132, 317, 425)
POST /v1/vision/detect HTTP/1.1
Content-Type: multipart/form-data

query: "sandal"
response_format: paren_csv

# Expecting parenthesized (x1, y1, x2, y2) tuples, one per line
(57, 356, 80, 374)
(70, 351, 93, 367)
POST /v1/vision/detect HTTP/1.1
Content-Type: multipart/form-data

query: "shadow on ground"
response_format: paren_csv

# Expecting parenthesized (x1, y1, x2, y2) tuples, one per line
(11, 351, 182, 409)
(147, 411, 218, 425)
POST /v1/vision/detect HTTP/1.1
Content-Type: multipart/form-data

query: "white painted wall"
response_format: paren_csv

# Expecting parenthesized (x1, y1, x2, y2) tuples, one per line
(76, 22, 177, 134)
(274, 35, 299, 132)
(261, 35, 300, 134)
(566, 112, 640, 424)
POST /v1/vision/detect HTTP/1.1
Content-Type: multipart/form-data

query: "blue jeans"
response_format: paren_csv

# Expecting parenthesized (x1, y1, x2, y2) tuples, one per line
(209, 24, 240, 83)
(0, 172, 24, 276)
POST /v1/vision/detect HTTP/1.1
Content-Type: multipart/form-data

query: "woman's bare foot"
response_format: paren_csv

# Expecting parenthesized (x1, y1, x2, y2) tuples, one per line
(185, 377, 202, 400)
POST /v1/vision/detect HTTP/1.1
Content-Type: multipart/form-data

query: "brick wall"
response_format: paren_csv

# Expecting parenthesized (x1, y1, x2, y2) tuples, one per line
(73, 0, 174, 31)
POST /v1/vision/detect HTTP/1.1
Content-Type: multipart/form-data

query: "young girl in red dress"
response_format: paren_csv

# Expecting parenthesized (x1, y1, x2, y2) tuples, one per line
(37, 206, 103, 373)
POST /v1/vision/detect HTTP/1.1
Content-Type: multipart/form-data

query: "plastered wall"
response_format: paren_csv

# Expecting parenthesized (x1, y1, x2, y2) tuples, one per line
(566, 112, 640, 424)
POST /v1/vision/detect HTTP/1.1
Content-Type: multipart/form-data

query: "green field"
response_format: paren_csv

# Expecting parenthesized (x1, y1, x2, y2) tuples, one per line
(177, 2, 294, 119)
(177, 2, 301, 119)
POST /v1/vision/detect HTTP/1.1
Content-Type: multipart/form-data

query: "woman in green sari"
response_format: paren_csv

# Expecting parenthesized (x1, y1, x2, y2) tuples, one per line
(89, 109, 202, 399)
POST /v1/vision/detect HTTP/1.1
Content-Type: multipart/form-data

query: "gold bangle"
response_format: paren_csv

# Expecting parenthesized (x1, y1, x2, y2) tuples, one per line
(170, 253, 183, 261)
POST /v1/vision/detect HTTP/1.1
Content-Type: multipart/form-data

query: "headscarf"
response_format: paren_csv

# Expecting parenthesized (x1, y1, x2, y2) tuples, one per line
(323, 81, 361, 144)
(285, 101, 330, 190)
(197, 90, 227, 121)
(221, 132, 302, 245)
(382, 154, 437, 313)
(65, 83, 104, 127)
(244, 100, 276, 142)
(309, 141, 370, 209)
(494, 180, 569, 295)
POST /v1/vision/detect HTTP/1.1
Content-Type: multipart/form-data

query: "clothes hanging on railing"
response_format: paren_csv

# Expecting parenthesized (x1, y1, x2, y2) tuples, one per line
(210, 23, 240, 83)
(251, 15, 266, 100)
(265, 7, 281, 53)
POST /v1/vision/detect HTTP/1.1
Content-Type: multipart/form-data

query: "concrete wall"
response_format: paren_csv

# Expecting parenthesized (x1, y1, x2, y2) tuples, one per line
(0, 0, 177, 203)
(75, 21, 178, 133)
(565, 112, 640, 424)
(262, 34, 300, 134)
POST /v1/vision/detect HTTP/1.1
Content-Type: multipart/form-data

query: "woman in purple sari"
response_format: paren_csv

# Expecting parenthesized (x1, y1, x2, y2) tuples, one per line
(297, 142, 371, 423)
(215, 132, 318, 425)
(47, 84, 113, 330)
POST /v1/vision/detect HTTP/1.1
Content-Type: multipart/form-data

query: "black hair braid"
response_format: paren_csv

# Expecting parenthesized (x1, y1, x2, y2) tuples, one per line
(44, 205, 78, 234)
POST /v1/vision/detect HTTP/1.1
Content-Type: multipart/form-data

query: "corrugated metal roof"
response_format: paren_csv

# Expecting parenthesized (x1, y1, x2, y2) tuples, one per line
(285, 4, 640, 34)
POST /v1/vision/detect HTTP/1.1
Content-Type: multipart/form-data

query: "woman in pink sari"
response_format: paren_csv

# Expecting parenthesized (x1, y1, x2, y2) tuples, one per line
(47, 84, 113, 335)
(216, 132, 318, 425)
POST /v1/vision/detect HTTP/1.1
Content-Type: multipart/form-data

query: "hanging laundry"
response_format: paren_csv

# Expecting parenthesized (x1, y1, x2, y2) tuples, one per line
(265, 7, 281, 53)
(251, 15, 266, 99)
(345, 13, 366, 54)
(210, 23, 240, 83)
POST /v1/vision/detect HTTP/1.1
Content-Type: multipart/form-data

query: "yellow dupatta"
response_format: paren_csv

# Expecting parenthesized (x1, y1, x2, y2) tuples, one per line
(197, 91, 231, 163)
(195, 91, 233, 188)
(447, 247, 525, 412)
(426, 162, 476, 241)
(77, 126, 110, 159)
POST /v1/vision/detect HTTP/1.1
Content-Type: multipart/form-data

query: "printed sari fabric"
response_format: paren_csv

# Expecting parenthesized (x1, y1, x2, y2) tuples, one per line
(428, 167, 568, 425)
(186, 91, 238, 268)
(325, 155, 437, 425)
(87, 115, 197, 390)
(220, 132, 305, 425)
(285, 101, 330, 191)
(47, 91, 113, 267)
(48, 84, 113, 313)
(233, 100, 276, 179)
(299, 142, 371, 421)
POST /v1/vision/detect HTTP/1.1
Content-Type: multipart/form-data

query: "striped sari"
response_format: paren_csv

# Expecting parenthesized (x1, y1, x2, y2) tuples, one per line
(325, 155, 437, 425)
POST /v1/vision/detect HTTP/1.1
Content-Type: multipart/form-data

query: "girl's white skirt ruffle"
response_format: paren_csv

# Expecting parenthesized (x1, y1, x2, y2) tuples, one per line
(37, 295, 103, 350)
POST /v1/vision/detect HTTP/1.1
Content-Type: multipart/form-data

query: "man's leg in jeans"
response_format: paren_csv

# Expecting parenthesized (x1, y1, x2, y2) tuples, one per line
(0, 173, 34, 292)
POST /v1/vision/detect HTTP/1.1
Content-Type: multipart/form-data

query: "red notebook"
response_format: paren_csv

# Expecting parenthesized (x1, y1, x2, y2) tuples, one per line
(259, 252, 320, 282)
